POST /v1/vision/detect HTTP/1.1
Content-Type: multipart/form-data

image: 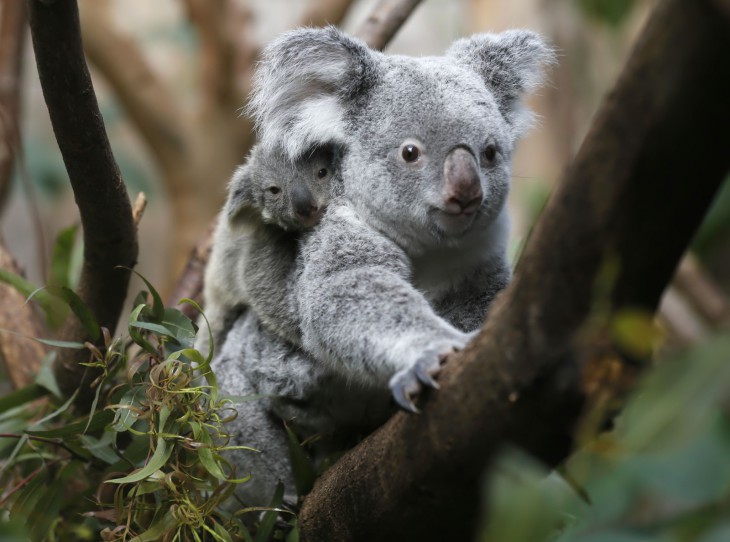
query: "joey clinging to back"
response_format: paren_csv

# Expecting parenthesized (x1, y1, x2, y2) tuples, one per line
(202, 142, 341, 351)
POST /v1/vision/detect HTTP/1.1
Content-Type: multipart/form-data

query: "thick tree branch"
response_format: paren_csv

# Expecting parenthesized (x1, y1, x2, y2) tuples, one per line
(298, 0, 730, 540)
(78, 0, 186, 177)
(355, 0, 423, 50)
(28, 0, 138, 400)
(0, 0, 27, 211)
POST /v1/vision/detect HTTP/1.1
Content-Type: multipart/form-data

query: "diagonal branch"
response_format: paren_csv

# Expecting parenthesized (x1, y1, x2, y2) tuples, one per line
(28, 0, 138, 400)
(298, 0, 730, 540)
(301, 0, 358, 27)
(355, 0, 423, 50)
(78, 0, 186, 176)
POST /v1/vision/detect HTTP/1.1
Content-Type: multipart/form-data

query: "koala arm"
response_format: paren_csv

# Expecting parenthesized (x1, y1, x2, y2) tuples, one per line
(297, 205, 473, 412)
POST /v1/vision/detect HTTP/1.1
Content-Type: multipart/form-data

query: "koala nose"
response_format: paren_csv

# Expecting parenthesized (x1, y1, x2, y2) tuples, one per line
(443, 147, 483, 215)
(292, 183, 320, 221)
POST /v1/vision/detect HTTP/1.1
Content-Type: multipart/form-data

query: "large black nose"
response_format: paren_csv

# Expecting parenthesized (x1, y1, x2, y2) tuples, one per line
(443, 147, 483, 215)
(292, 183, 319, 219)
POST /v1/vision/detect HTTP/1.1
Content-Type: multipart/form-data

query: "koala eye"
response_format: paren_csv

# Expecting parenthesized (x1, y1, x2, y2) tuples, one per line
(317, 168, 329, 179)
(267, 186, 281, 195)
(481, 143, 498, 165)
(401, 143, 421, 163)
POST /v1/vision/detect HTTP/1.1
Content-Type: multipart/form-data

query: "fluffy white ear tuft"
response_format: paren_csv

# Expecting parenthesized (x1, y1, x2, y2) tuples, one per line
(247, 26, 378, 159)
(448, 30, 556, 137)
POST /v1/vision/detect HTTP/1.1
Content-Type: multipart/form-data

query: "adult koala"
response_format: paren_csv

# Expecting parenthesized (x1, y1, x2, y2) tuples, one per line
(216, 26, 553, 502)
(249, 26, 553, 409)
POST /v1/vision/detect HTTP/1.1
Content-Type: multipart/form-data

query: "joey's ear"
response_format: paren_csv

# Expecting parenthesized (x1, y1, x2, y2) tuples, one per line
(247, 26, 379, 159)
(448, 30, 555, 136)
(225, 164, 258, 224)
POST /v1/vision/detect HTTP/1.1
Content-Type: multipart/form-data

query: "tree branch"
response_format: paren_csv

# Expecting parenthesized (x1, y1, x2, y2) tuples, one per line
(301, 0, 357, 27)
(298, 0, 730, 540)
(78, 0, 186, 176)
(27, 0, 138, 400)
(354, 0, 423, 50)
(0, 0, 27, 212)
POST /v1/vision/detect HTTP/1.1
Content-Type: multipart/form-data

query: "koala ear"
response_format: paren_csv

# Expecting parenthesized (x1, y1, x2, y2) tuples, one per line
(448, 30, 555, 136)
(225, 164, 259, 224)
(247, 26, 379, 159)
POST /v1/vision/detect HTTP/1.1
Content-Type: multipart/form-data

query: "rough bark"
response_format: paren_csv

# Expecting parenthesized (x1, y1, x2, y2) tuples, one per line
(27, 0, 138, 400)
(298, 0, 730, 540)
(0, 0, 27, 212)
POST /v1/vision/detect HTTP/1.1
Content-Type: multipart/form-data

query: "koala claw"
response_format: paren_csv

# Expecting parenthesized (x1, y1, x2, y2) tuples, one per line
(389, 347, 446, 413)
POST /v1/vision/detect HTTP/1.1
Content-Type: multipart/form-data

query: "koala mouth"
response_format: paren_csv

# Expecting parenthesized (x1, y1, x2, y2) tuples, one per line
(429, 206, 478, 236)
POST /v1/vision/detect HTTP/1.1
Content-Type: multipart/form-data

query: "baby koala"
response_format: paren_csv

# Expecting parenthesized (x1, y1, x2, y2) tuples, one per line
(199, 142, 341, 354)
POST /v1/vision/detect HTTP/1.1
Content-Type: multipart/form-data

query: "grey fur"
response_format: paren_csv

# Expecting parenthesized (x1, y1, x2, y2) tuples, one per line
(214, 27, 554, 504)
(200, 142, 341, 354)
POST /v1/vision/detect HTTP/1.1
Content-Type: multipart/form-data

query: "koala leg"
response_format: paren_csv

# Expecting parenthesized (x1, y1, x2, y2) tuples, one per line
(214, 317, 296, 506)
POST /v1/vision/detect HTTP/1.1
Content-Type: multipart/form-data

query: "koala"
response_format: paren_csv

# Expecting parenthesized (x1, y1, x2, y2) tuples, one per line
(200, 141, 340, 354)
(215, 27, 553, 504)
(249, 26, 553, 409)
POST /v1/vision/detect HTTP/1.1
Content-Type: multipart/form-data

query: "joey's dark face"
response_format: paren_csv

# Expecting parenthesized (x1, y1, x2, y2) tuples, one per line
(257, 145, 340, 231)
(343, 58, 513, 248)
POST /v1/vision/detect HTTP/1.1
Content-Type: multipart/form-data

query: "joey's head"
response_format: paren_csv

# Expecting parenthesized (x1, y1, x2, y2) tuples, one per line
(250, 26, 554, 249)
(225, 143, 341, 231)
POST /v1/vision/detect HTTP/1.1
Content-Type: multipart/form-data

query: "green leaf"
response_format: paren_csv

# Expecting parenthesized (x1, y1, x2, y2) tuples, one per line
(45, 286, 100, 342)
(0, 270, 68, 329)
(128, 304, 158, 355)
(255, 482, 285, 542)
(106, 436, 173, 484)
(284, 422, 316, 497)
(35, 352, 62, 398)
(127, 510, 178, 542)
(130, 271, 165, 323)
(10, 470, 46, 529)
(25, 409, 114, 438)
(0, 384, 48, 414)
(285, 518, 299, 542)
(0, 328, 86, 350)
(110, 386, 146, 432)
(79, 433, 119, 465)
(49, 224, 78, 290)
(28, 462, 77, 542)
(107, 407, 174, 484)
(191, 422, 227, 480)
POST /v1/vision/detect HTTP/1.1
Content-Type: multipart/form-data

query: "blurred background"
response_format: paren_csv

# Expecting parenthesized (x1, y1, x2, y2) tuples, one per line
(1, 0, 727, 346)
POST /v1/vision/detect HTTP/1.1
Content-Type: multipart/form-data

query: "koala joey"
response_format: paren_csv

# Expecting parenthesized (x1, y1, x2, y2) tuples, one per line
(246, 27, 555, 413)
(200, 141, 341, 354)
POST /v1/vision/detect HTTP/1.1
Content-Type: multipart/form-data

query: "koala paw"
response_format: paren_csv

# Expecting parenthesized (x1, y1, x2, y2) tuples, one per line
(389, 343, 461, 413)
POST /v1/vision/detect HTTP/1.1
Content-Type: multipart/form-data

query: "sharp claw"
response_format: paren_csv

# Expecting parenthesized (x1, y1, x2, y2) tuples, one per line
(415, 363, 440, 389)
(392, 386, 420, 413)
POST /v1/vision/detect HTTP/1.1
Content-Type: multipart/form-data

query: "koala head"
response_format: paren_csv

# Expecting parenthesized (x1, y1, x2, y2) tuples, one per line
(250, 27, 554, 252)
(225, 142, 342, 231)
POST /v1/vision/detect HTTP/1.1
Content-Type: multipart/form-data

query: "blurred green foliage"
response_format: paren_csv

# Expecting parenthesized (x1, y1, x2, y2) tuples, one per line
(479, 334, 730, 542)
(575, 0, 638, 27)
